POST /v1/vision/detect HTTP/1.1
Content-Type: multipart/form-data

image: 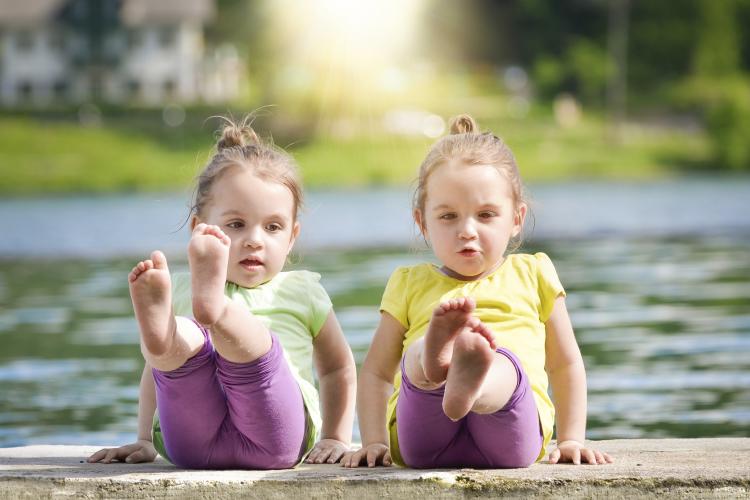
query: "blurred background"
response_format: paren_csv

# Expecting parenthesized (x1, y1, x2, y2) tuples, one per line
(0, 0, 748, 447)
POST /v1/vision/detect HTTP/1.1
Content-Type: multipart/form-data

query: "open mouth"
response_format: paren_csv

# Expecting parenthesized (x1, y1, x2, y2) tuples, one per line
(240, 258, 263, 268)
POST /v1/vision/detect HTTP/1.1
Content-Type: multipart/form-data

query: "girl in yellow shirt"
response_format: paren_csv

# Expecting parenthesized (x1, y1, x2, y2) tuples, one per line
(343, 115, 612, 469)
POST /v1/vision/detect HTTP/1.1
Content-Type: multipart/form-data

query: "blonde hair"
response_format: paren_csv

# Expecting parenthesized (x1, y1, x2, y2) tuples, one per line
(190, 116, 303, 222)
(413, 114, 528, 249)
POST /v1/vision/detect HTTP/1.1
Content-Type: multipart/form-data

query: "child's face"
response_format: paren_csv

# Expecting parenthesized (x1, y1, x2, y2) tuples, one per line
(418, 162, 525, 280)
(196, 167, 299, 288)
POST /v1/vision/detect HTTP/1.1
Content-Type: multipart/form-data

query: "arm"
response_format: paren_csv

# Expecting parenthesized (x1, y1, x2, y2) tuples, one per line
(87, 363, 158, 464)
(305, 310, 357, 464)
(545, 296, 612, 465)
(136, 363, 158, 441)
(341, 311, 405, 468)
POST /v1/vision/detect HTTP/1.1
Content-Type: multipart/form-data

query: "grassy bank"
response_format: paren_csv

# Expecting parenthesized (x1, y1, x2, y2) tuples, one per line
(0, 109, 711, 195)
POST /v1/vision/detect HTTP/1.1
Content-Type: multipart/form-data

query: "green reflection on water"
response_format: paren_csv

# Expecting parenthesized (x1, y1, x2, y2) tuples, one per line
(1, 235, 749, 446)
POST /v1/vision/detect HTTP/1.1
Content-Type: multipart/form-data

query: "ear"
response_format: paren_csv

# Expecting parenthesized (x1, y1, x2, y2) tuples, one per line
(414, 209, 428, 239)
(189, 214, 202, 232)
(512, 202, 527, 237)
(287, 221, 301, 253)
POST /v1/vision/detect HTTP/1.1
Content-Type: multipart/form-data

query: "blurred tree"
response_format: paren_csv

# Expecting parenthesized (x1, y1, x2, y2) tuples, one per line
(683, 0, 750, 171)
(606, 0, 629, 137)
(626, 1, 698, 99)
(418, 0, 515, 67)
(206, 0, 269, 102)
(693, 0, 740, 77)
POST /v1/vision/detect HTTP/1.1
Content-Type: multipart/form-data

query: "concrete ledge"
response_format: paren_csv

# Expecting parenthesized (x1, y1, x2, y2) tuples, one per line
(1, 439, 748, 498)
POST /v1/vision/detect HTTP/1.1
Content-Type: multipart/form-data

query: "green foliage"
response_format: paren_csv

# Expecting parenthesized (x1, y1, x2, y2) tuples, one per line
(704, 78, 750, 171)
(693, 0, 741, 77)
(532, 39, 611, 106)
(532, 56, 565, 100)
(0, 103, 713, 196)
(675, 0, 750, 171)
(567, 39, 612, 106)
(675, 76, 750, 171)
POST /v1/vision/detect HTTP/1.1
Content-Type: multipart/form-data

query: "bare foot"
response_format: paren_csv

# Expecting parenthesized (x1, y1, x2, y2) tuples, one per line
(188, 223, 231, 326)
(129, 250, 176, 356)
(442, 323, 497, 421)
(423, 297, 480, 384)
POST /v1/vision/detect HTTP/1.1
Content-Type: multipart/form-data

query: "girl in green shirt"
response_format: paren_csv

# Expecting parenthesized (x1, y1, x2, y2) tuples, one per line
(89, 118, 355, 469)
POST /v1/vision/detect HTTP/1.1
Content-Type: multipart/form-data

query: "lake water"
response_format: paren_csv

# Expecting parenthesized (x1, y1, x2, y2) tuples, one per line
(1, 178, 748, 446)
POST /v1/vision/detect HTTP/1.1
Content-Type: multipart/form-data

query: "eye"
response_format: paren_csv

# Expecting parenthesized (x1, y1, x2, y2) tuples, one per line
(439, 213, 457, 220)
(478, 211, 497, 219)
(266, 222, 283, 232)
(226, 220, 244, 230)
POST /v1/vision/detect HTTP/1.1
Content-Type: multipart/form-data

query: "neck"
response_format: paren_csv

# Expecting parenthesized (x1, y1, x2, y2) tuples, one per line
(440, 257, 506, 281)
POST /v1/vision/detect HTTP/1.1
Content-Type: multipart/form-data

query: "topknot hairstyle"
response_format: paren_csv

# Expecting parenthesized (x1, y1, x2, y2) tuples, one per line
(216, 118, 261, 151)
(190, 115, 304, 222)
(413, 113, 528, 250)
(449, 114, 478, 135)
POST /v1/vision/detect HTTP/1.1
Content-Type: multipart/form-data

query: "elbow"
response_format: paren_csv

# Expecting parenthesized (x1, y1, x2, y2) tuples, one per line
(547, 357, 586, 379)
(322, 362, 357, 386)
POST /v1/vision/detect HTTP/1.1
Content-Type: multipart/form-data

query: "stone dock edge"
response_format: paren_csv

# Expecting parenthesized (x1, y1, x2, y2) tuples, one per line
(2, 438, 748, 498)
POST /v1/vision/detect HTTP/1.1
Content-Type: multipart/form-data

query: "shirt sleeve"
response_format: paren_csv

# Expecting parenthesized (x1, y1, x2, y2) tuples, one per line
(305, 271, 333, 337)
(170, 272, 193, 317)
(379, 266, 410, 329)
(535, 252, 566, 322)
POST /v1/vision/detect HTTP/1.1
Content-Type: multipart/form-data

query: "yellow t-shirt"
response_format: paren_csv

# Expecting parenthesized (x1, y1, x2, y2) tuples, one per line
(380, 253, 565, 465)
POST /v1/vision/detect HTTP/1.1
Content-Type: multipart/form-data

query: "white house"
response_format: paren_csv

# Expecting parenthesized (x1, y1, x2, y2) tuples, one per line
(0, 0, 242, 107)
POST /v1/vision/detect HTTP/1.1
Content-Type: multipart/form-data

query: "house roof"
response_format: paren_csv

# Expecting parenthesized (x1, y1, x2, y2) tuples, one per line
(0, 0, 67, 26)
(121, 0, 215, 26)
(0, 0, 215, 27)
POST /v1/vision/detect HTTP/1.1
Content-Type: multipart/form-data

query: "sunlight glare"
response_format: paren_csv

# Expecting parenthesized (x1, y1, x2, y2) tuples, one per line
(272, 0, 425, 86)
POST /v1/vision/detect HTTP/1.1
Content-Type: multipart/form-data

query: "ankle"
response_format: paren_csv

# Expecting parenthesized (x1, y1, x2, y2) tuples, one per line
(194, 296, 230, 328)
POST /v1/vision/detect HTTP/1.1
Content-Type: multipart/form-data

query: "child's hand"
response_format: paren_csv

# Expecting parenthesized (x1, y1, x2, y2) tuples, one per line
(549, 440, 613, 465)
(87, 439, 157, 464)
(305, 438, 350, 464)
(340, 443, 392, 468)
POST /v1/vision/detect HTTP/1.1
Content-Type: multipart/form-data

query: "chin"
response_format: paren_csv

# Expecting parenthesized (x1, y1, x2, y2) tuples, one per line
(229, 274, 265, 289)
(448, 267, 480, 280)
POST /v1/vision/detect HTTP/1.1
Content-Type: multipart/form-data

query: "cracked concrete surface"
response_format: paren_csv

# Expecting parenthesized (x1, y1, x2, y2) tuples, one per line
(1, 438, 748, 498)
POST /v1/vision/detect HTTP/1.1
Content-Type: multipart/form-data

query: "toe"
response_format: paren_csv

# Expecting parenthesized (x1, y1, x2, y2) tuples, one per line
(151, 250, 168, 270)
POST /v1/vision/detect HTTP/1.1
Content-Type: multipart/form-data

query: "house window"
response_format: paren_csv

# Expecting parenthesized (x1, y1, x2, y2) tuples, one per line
(127, 29, 141, 50)
(18, 81, 33, 101)
(159, 27, 176, 49)
(15, 31, 34, 52)
(163, 80, 176, 99)
(127, 79, 141, 98)
(53, 81, 68, 99)
(49, 31, 65, 52)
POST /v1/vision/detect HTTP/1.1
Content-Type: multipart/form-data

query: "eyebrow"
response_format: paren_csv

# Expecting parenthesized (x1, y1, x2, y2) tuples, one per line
(220, 209, 290, 221)
(431, 203, 501, 212)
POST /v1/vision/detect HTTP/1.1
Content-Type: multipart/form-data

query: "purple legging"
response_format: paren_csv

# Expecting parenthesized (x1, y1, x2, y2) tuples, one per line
(396, 347, 543, 469)
(152, 324, 307, 469)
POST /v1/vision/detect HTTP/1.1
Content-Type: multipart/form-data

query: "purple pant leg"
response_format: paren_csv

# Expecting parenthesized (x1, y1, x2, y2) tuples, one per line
(215, 332, 307, 469)
(152, 327, 227, 468)
(463, 348, 543, 468)
(395, 348, 542, 469)
(396, 357, 487, 468)
(152, 325, 306, 469)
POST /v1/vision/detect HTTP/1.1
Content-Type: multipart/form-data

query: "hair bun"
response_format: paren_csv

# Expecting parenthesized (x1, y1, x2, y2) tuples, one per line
(449, 114, 478, 135)
(216, 118, 260, 151)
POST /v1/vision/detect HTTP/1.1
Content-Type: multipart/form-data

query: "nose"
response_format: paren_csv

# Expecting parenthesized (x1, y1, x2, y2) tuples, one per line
(243, 226, 264, 249)
(458, 218, 478, 240)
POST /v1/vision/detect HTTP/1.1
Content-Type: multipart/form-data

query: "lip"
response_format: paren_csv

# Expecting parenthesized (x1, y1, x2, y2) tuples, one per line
(239, 257, 264, 270)
(458, 248, 480, 257)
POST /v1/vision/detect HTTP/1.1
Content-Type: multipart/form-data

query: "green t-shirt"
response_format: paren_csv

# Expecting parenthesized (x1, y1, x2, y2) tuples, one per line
(152, 270, 332, 464)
